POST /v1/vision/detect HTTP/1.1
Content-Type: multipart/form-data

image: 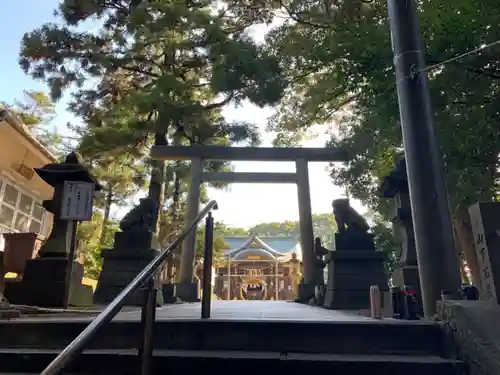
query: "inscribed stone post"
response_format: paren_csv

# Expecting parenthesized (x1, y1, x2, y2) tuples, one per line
(468, 202, 500, 303)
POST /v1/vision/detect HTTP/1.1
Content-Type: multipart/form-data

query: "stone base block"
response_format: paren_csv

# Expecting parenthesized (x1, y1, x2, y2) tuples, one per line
(176, 282, 200, 302)
(94, 285, 149, 306)
(94, 248, 160, 306)
(4, 257, 86, 308)
(114, 231, 155, 251)
(437, 300, 500, 372)
(295, 282, 315, 303)
(5, 280, 91, 307)
(324, 289, 389, 310)
(334, 232, 375, 251)
(330, 273, 388, 290)
(70, 284, 94, 307)
(324, 248, 388, 310)
(162, 283, 177, 304)
(22, 257, 84, 282)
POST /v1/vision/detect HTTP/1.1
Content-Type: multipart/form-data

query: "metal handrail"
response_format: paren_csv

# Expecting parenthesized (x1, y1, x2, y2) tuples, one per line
(40, 200, 219, 375)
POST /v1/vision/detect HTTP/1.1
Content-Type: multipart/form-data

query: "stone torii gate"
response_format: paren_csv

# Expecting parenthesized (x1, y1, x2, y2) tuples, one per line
(150, 145, 348, 301)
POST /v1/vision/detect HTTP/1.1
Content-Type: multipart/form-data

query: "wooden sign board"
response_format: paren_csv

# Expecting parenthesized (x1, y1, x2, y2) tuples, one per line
(61, 181, 95, 221)
(247, 255, 262, 260)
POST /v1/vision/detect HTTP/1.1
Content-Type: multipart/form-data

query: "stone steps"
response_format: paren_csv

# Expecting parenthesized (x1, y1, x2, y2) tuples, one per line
(0, 310, 466, 375)
(0, 319, 444, 355)
(0, 349, 466, 375)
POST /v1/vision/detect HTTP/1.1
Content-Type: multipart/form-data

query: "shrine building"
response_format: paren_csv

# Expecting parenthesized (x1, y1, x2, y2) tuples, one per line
(213, 233, 303, 301)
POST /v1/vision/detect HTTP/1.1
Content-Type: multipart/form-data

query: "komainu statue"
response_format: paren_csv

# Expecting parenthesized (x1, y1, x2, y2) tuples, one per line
(119, 197, 158, 232)
(332, 198, 370, 233)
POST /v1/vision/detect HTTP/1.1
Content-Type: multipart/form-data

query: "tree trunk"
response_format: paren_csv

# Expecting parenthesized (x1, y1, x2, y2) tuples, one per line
(453, 206, 481, 290)
(98, 185, 113, 247)
(148, 132, 168, 234)
(459, 260, 470, 284)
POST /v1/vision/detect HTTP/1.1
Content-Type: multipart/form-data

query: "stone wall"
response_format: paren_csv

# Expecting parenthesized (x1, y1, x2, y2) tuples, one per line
(437, 300, 500, 375)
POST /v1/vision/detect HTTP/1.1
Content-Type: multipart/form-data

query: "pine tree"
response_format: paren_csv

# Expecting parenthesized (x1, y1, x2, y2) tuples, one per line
(19, 0, 286, 233)
(76, 211, 120, 279)
(89, 155, 147, 246)
(4, 90, 66, 157)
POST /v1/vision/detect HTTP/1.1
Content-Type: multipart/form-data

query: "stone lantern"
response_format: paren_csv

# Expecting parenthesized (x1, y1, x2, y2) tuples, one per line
(6, 152, 101, 307)
(379, 158, 422, 314)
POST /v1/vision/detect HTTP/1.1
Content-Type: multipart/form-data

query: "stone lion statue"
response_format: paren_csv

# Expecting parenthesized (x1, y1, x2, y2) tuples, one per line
(332, 198, 370, 233)
(119, 197, 158, 232)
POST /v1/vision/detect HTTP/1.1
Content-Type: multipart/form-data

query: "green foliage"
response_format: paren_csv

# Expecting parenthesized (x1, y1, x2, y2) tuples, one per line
(19, 0, 286, 156)
(90, 156, 147, 208)
(4, 90, 66, 157)
(11, 90, 55, 126)
(264, 0, 500, 217)
(371, 220, 399, 276)
(196, 222, 231, 262)
(215, 223, 248, 237)
(19, 0, 287, 232)
(76, 211, 119, 279)
(217, 213, 338, 248)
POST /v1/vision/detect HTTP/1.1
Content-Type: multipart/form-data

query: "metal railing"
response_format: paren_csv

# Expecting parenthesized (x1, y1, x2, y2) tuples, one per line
(40, 200, 218, 375)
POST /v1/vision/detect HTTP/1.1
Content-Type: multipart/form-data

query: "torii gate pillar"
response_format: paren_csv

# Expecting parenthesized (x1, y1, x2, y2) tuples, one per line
(296, 158, 315, 298)
(176, 157, 203, 301)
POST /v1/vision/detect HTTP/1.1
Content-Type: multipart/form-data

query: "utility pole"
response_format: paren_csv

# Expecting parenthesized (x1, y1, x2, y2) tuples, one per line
(387, 0, 462, 315)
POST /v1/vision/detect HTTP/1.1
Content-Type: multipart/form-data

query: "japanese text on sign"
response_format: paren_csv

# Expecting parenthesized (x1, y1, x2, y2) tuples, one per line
(469, 203, 497, 301)
(60, 181, 94, 221)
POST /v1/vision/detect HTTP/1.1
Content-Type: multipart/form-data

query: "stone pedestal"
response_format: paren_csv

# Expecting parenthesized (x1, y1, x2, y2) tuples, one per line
(162, 283, 177, 303)
(5, 258, 93, 307)
(175, 281, 200, 302)
(297, 282, 314, 302)
(324, 232, 388, 310)
(94, 231, 160, 306)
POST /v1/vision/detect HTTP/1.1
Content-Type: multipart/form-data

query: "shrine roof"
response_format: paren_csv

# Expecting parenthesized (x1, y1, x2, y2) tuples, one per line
(259, 237, 299, 253)
(223, 233, 301, 261)
(224, 235, 298, 252)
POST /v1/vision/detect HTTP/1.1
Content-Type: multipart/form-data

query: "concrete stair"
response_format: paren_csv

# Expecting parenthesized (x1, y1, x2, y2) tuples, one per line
(0, 317, 466, 374)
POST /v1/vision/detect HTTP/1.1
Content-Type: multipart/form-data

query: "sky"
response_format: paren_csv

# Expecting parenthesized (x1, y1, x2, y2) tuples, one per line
(0, 1, 366, 229)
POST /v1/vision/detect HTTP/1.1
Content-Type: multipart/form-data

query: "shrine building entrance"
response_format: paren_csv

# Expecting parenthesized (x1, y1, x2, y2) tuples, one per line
(240, 277, 266, 300)
(214, 233, 302, 301)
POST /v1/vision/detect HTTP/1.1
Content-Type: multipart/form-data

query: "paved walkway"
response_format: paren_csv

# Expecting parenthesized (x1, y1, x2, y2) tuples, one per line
(117, 301, 431, 325)
(12, 301, 433, 325)
(127, 300, 366, 321)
